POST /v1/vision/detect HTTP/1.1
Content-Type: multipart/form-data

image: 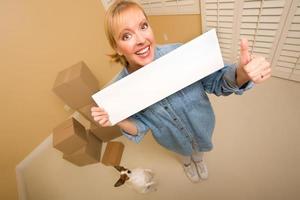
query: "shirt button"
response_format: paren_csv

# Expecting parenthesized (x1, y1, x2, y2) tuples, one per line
(180, 127, 184, 130)
(173, 118, 177, 121)
(164, 106, 168, 109)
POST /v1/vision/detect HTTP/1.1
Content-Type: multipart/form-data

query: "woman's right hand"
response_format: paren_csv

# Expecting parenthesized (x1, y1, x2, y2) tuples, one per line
(91, 106, 112, 127)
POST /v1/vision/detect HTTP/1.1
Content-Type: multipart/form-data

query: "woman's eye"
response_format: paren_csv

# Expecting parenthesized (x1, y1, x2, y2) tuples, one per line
(122, 33, 131, 41)
(141, 22, 148, 30)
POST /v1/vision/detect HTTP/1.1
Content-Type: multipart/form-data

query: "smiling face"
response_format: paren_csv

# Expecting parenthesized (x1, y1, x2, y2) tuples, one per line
(113, 6, 156, 70)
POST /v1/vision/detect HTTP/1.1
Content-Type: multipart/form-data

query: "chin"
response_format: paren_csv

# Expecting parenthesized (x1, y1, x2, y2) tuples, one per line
(141, 58, 154, 66)
(140, 52, 155, 66)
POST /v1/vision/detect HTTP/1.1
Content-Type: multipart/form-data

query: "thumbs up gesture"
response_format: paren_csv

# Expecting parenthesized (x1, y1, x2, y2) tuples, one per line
(236, 38, 271, 86)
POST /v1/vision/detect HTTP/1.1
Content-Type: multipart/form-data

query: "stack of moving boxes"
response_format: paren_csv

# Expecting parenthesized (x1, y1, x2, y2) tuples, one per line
(52, 61, 124, 167)
(53, 117, 102, 166)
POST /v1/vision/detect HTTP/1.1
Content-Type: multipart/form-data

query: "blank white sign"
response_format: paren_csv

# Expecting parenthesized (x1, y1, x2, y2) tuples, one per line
(92, 29, 224, 125)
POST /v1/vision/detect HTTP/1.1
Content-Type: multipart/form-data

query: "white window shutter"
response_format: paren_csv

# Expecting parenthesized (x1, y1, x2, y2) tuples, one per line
(139, 0, 201, 15)
(201, 0, 241, 64)
(101, 0, 201, 15)
(101, 0, 114, 10)
(237, 0, 288, 63)
(271, 0, 300, 81)
(201, 0, 300, 82)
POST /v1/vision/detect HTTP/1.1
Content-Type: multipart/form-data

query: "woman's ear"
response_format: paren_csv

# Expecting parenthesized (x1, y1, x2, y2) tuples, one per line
(115, 46, 123, 56)
(114, 175, 127, 187)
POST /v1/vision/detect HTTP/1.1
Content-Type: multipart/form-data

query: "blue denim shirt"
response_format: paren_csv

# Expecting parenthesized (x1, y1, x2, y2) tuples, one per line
(110, 43, 254, 156)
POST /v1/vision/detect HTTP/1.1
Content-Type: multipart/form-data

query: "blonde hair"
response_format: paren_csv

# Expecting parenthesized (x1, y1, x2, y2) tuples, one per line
(104, 0, 148, 67)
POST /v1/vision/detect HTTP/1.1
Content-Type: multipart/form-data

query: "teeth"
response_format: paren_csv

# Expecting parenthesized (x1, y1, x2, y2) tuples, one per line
(136, 46, 149, 55)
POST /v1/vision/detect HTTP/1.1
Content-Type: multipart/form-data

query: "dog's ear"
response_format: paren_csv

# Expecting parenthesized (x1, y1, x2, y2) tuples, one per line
(114, 177, 125, 187)
(114, 166, 127, 172)
(114, 166, 123, 172)
(114, 174, 127, 187)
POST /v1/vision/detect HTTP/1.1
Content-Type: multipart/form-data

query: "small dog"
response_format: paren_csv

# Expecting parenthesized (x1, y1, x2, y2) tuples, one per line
(114, 166, 157, 194)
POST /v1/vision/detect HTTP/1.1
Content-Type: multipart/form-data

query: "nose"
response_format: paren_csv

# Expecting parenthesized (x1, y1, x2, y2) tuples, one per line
(135, 32, 146, 45)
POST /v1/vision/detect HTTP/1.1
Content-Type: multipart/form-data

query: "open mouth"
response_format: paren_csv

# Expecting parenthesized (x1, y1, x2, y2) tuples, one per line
(135, 46, 150, 57)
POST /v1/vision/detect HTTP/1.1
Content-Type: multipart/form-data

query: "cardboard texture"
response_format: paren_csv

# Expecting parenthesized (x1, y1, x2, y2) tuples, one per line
(78, 102, 97, 123)
(63, 131, 103, 166)
(53, 118, 87, 154)
(52, 61, 99, 109)
(101, 142, 124, 166)
(90, 123, 122, 142)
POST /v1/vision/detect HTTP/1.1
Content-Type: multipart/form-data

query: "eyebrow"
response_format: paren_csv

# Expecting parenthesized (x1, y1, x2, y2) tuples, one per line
(117, 18, 148, 39)
(118, 29, 131, 39)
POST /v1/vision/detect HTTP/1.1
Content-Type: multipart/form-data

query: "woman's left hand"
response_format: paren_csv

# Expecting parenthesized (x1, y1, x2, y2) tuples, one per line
(236, 38, 272, 86)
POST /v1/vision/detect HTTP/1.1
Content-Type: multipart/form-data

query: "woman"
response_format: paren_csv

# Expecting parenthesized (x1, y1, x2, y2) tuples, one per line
(91, 0, 271, 183)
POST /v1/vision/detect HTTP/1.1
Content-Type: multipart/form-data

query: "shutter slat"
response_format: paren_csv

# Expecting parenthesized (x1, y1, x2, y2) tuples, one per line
(283, 44, 300, 52)
(260, 16, 281, 23)
(257, 22, 280, 30)
(219, 22, 234, 28)
(140, 0, 200, 15)
(219, 10, 234, 16)
(275, 66, 292, 73)
(292, 16, 300, 22)
(219, 38, 232, 44)
(281, 50, 299, 57)
(276, 65, 293, 74)
(206, 3, 217, 10)
(261, 8, 283, 16)
(219, 2, 235, 9)
(295, 7, 300, 15)
(262, 0, 285, 8)
(219, 16, 234, 22)
(256, 29, 277, 36)
(242, 16, 259, 22)
(243, 1, 261, 9)
(254, 41, 273, 48)
(206, 16, 218, 21)
(241, 22, 257, 29)
(220, 43, 233, 49)
(279, 55, 298, 63)
(290, 23, 300, 31)
(218, 32, 233, 39)
(253, 47, 271, 54)
(277, 61, 295, 68)
(285, 38, 300, 45)
(287, 31, 300, 38)
(243, 9, 260, 16)
(218, 28, 234, 34)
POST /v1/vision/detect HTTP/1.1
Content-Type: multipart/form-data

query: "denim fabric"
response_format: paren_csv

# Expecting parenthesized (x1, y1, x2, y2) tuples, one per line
(109, 43, 254, 156)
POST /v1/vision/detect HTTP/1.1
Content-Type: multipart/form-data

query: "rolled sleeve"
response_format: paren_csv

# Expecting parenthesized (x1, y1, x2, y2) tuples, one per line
(201, 63, 254, 96)
(120, 113, 149, 143)
(223, 63, 254, 95)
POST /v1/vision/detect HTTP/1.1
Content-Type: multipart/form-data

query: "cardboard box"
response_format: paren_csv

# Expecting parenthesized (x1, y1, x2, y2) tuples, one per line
(53, 118, 87, 154)
(101, 142, 124, 166)
(52, 61, 99, 109)
(63, 131, 103, 166)
(90, 123, 122, 142)
(78, 102, 97, 123)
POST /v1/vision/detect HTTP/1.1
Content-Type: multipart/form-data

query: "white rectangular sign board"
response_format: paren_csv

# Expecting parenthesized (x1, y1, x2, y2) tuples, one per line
(92, 29, 224, 125)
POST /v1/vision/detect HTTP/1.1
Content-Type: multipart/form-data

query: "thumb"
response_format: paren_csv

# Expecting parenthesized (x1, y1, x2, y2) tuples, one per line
(240, 38, 250, 67)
